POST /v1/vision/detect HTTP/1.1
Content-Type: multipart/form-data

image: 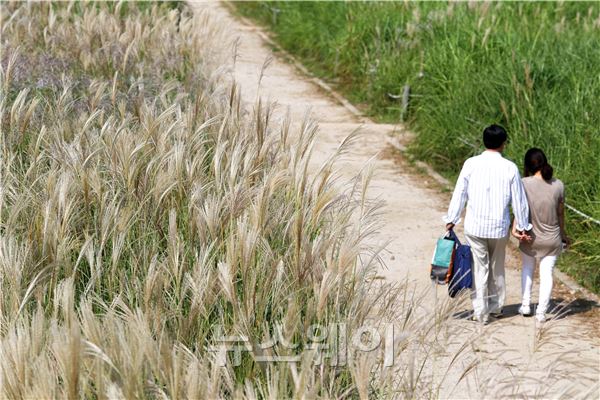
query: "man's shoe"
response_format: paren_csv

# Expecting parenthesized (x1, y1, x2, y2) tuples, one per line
(518, 305, 532, 316)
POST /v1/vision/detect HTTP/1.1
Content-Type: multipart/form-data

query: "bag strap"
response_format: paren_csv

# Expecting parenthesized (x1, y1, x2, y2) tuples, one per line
(445, 229, 461, 246)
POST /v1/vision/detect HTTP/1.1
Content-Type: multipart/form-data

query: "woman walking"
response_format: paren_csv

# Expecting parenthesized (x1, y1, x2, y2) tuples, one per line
(512, 148, 570, 323)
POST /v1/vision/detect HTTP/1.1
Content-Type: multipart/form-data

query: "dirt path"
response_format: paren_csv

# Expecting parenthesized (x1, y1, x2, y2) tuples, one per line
(191, 2, 599, 397)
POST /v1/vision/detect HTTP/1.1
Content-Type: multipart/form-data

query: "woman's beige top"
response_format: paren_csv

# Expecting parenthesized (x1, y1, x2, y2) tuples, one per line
(519, 176, 564, 257)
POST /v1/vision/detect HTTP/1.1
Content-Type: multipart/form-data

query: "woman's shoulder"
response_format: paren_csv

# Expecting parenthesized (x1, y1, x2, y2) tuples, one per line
(549, 178, 564, 189)
(550, 178, 564, 197)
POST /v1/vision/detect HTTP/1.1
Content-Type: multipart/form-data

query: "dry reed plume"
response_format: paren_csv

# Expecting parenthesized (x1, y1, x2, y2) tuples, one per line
(0, 2, 399, 397)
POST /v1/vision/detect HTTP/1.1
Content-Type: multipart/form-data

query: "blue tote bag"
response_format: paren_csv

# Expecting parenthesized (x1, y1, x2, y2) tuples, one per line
(446, 230, 473, 297)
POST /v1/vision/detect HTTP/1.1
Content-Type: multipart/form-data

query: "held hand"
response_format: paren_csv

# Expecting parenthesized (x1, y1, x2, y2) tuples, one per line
(562, 235, 572, 250)
(511, 226, 522, 239)
(512, 228, 532, 242)
(445, 223, 455, 231)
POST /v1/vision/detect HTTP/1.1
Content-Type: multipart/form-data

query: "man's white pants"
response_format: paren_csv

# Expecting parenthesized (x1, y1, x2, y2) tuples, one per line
(465, 234, 508, 319)
(520, 252, 557, 317)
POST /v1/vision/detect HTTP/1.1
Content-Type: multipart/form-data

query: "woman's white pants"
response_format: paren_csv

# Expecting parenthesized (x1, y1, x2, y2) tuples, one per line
(520, 252, 557, 317)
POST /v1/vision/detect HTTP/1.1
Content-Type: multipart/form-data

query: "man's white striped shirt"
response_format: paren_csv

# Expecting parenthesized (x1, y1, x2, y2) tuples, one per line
(444, 151, 532, 238)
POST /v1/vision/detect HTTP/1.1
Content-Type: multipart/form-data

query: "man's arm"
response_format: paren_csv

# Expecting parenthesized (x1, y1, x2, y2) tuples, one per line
(510, 167, 532, 232)
(443, 160, 470, 230)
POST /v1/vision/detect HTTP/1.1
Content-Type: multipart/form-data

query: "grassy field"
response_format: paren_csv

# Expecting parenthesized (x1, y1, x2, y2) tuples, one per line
(1, 1, 596, 397)
(0, 1, 485, 397)
(234, 1, 600, 293)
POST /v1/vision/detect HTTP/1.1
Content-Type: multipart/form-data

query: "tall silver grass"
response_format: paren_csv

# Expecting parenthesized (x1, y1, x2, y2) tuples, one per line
(0, 2, 394, 397)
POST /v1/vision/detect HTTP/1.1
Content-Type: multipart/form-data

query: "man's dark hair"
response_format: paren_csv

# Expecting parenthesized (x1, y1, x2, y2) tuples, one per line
(483, 124, 508, 149)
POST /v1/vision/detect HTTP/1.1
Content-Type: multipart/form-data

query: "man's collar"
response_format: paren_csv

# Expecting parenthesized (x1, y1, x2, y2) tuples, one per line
(481, 150, 502, 157)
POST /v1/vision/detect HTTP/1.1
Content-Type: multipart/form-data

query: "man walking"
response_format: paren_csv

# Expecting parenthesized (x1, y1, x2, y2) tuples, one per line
(444, 125, 531, 324)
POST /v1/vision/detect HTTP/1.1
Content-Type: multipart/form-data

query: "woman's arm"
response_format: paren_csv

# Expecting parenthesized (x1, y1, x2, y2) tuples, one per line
(557, 201, 571, 247)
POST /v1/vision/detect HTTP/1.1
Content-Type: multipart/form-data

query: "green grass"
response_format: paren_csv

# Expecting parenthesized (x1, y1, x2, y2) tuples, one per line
(234, 1, 600, 293)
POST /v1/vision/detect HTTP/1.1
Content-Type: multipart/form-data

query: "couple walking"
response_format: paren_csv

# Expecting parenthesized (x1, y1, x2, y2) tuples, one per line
(444, 125, 569, 324)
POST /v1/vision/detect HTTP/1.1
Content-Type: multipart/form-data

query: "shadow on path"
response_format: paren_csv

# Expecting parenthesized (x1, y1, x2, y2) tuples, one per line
(451, 298, 599, 324)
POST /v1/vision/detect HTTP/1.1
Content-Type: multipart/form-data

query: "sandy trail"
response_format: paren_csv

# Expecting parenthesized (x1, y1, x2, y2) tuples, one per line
(191, 2, 599, 397)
